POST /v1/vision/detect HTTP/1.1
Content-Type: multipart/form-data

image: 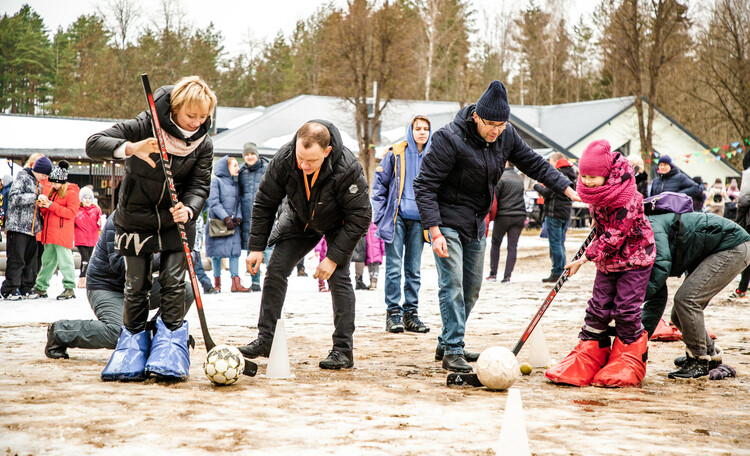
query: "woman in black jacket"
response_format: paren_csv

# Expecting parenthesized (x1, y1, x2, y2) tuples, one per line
(86, 76, 215, 381)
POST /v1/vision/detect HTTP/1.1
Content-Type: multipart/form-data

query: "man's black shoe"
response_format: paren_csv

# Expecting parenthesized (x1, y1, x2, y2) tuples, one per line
(403, 312, 430, 333)
(238, 338, 272, 359)
(668, 356, 709, 379)
(250, 284, 261, 292)
(386, 313, 405, 333)
(542, 273, 560, 283)
(674, 346, 722, 370)
(442, 353, 473, 373)
(319, 350, 354, 369)
(44, 324, 69, 359)
(435, 346, 479, 362)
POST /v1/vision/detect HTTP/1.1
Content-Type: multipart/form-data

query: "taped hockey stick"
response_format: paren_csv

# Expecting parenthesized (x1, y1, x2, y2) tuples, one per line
(140, 74, 257, 377)
(447, 226, 596, 387)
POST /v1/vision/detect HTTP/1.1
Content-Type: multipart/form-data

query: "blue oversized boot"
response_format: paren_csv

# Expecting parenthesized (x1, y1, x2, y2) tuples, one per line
(101, 327, 151, 381)
(144, 317, 190, 380)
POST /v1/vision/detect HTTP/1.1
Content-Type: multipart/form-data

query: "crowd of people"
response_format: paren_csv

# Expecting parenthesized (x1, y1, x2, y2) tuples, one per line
(1, 75, 742, 388)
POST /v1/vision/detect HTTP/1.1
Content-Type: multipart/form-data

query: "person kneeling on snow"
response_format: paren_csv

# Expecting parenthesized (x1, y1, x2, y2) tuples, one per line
(45, 214, 194, 359)
(546, 140, 655, 388)
(86, 76, 215, 381)
(641, 211, 750, 380)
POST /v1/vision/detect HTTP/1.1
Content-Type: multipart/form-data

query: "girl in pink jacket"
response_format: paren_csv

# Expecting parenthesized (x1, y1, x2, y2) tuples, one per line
(74, 186, 102, 288)
(546, 140, 655, 388)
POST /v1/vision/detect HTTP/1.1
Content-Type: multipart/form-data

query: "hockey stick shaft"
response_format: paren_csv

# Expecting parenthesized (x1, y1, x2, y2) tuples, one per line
(511, 227, 596, 356)
(141, 74, 213, 350)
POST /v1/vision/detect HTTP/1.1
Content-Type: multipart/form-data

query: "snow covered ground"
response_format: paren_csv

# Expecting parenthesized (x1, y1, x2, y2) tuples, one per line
(1, 229, 749, 455)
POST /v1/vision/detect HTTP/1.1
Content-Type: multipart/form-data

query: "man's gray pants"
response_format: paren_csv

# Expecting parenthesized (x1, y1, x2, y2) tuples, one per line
(671, 241, 750, 358)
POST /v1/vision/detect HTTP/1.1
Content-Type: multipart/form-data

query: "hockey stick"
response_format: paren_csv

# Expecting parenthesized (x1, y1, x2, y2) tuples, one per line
(447, 226, 596, 387)
(140, 74, 257, 377)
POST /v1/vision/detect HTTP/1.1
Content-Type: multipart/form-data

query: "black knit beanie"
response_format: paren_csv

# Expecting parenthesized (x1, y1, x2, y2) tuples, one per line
(49, 160, 70, 184)
(476, 80, 510, 122)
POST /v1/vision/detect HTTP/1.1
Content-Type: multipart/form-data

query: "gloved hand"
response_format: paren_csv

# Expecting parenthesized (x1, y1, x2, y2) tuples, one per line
(709, 364, 736, 380)
(234, 218, 242, 226)
(224, 217, 238, 230)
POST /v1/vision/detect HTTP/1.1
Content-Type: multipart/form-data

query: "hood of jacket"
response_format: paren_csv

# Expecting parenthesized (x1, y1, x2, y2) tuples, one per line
(406, 115, 432, 155)
(214, 156, 232, 179)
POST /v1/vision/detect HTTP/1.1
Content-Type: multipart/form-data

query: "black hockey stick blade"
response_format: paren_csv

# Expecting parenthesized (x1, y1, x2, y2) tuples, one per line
(242, 358, 258, 377)
(446, 372, 483, 387)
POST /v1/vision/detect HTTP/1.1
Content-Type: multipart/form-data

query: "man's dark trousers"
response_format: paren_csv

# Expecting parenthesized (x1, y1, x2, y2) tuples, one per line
(258, 235, 355, 352)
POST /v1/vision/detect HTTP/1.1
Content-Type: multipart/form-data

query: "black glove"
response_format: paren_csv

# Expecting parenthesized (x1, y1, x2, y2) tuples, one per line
(224, 217, 238, 230)
(709, 364, 736, 380)
(234, 217, 242, 226)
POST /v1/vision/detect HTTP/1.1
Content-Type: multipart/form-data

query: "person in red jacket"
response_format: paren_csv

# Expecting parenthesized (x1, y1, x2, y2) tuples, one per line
(74, 186, 102, 289)
(29, 161, 80, 300)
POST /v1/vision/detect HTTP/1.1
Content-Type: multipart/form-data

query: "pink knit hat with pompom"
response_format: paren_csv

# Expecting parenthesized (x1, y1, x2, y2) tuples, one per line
(578, 140, 613, 177)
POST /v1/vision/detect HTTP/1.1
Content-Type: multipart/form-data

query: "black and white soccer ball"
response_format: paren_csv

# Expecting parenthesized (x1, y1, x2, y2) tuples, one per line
(476, 346, 520, 390)
(204, 345, 245, 386)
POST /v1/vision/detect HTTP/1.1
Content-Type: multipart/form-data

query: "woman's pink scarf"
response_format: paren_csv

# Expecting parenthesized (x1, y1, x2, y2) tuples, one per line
(577, 153, 636, 208)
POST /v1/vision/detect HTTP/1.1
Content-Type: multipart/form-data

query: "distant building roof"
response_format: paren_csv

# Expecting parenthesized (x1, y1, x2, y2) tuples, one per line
(214, 106, 265, 132)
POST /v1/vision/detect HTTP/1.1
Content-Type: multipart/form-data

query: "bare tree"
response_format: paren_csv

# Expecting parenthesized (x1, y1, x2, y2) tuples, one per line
(96, 0, 141, 49)
(695, 0, 750, 144)
(319, 0, 417, 185)
(597, 0, 691, 173)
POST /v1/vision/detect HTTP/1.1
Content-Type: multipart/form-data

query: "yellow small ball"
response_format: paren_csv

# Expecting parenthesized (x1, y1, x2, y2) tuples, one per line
(520, 362, 533, 375)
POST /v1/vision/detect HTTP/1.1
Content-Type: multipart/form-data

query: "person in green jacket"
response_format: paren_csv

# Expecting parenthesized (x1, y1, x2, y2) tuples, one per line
(643, 212, 750, 379)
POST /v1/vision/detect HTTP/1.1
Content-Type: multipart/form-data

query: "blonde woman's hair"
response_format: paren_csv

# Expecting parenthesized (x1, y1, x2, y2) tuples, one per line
(627, 155, 644, 171)
(49, 182, 68, 199)
(170, 76, 217, 117)
(25, 153, 44, 168)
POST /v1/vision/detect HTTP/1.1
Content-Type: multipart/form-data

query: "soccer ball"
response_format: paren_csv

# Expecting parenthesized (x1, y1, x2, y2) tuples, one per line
(204, 345, 245, 386)
(476, 346, 520, 390)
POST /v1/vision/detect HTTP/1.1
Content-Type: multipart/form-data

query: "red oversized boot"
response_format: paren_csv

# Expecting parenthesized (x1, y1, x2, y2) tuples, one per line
(545, 339, 611, 387)
(214, 277, 221, 292)
(591, 331, 648, 388)
(231, 276, 250, 293)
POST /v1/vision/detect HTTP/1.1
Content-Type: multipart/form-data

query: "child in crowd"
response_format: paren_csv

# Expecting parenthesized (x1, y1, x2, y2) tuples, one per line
(74, 186, 102, 288)
(546, 140, 656, 388)
(31, 161, 81, 300)
(352, 222, 385, 290)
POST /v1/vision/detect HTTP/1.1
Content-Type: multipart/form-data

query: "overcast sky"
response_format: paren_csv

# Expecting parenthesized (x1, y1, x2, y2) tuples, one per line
(2, 0, 599, 58)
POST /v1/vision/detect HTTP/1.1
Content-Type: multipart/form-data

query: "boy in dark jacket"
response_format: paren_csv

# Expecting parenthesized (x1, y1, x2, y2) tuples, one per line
(534, 152, 576, 282)
(642, 212, 750, 379)
(413, 80, 579, 373)
(239, 121, 371, 370)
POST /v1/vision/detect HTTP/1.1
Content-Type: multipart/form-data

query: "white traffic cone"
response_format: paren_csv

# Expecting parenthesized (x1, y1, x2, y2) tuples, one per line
(265, 319, 293, 379)
(527, 323, 552, 368)
(495, 388, 531, 456)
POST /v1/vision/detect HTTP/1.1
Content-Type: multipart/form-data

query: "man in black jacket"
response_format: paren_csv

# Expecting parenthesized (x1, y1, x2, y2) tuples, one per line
(414, 80, 579, 373)
(239, 121, 371, 369)
(534, 152, 577, 282)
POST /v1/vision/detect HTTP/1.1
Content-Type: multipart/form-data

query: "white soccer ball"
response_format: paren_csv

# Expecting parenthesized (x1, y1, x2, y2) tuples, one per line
(476, 346, 520, 390)
(204, 345, 245, 386)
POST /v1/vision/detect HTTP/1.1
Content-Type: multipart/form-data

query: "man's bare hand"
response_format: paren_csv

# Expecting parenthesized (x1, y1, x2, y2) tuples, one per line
(564, 186, 581, 202)
(125, 138, 158, 168)
(245, 251, 264, 275)
(313, 257, 337, 281)
(432, 236, 449, 258)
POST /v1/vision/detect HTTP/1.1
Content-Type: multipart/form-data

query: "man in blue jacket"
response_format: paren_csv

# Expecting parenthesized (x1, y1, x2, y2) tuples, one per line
(238, 142, 270, 291)
(649, 155, 701, 199)
(414, 80, 579, 373)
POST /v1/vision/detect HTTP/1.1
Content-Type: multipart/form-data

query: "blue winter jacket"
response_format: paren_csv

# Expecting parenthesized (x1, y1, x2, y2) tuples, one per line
(372, 118, 431, 243)
(204, 156, 243, 259)
(238, 157, 267, 249)
(649, 165, 701, 199)
(413, 105, 572, 241)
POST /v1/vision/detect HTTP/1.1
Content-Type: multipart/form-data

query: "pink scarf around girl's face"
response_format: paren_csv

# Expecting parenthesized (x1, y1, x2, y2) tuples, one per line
(577, 153, 637, 208)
